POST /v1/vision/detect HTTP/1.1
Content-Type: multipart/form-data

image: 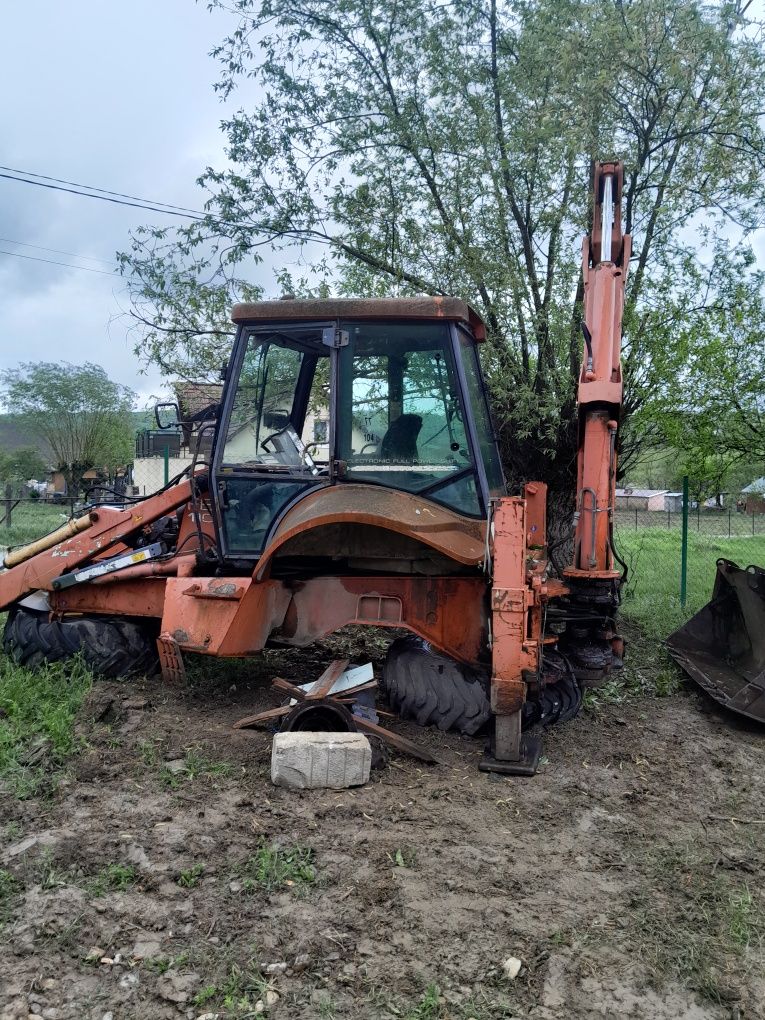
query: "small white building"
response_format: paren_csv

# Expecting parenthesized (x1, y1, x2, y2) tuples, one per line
(615, 488, 669, 512)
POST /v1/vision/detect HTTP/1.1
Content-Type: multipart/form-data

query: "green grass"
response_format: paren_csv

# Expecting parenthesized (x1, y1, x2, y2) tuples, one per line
(0, 867, 19, 927)
(192, 962, 271, 1015)
(158, 747, 234, 788)
(0, 653, 92, 797)
(87, 863, 138, 896)
(0, 501, 72, 549)
(629, 840, 765, 1002)
(177, 863, 205, 888)
(616, 528, 765, 640)
(405, 985, 442, 1019)
(237, 841, 316, 894)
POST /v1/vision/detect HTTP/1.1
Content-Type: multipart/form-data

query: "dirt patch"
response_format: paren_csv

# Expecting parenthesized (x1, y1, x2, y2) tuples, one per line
(1, 633, 764, 1019)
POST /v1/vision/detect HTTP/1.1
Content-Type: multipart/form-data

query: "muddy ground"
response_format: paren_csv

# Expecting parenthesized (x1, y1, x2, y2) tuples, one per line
(1, 630, 764, 1020)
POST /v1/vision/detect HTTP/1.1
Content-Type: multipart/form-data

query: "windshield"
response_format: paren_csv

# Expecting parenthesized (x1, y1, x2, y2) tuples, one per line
(336, 322, 482, 515)
(222, 331, 325, 472)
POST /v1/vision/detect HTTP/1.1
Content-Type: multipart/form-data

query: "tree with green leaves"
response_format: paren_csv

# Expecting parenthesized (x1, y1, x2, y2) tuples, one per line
(637, 247, 765, 500)
(0, 447, 49, 487)
(121, 0, 765, 541)
(2, 363, 136, 497)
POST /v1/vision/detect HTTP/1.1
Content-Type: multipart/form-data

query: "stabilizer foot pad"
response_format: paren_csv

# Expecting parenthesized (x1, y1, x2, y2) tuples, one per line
(479, 735, 542, 777)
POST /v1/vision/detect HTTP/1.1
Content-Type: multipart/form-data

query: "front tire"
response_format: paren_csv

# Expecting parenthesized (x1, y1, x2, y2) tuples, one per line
(2, 606, 159, 679)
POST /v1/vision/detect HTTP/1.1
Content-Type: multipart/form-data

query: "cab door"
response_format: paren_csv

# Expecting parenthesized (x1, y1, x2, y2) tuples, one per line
(211, 324, 331, 560)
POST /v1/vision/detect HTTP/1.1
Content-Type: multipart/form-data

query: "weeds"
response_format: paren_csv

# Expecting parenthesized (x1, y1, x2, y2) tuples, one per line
(177, 863, 205, 889)
(629, 840, 765, 1001)
(237, 841, 316, 894)
(0, 654, 92, 797)
(88, 863, 137, 897)
(159, 747, 234, 788)
(2, 821, 22, 843)
(138, 739, 161, 766)
(146, 952, 190, 974)
(36, 849, 76, 890)
(0, 867, 19, 927)
(389, 846, 418, 868)
(192, 962, 271, 1016)
(405, 985, 442, 1019)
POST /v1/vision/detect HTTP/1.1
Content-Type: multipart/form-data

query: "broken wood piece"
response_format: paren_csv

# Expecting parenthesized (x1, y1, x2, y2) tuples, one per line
(354, 717, 440, 765)
(294, 661, 375, 698)
(271, 677, 308, 700)
(232, 705, 292, 730)
(272, 675, 376, 703)
(307, 658, 350, 699)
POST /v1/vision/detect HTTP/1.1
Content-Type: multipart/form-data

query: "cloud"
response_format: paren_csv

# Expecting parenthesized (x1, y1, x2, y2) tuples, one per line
(0, 0, 255, 392)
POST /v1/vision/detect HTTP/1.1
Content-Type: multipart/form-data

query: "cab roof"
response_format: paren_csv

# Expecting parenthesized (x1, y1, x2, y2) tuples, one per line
(230, 296, 486, 340)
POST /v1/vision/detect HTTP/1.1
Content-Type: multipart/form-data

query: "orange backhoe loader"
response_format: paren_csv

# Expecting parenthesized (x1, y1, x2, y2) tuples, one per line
(0, 162, 629, 774)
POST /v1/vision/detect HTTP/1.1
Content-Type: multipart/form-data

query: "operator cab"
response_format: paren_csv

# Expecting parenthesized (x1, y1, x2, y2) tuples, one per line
(213, 298, 504, 559)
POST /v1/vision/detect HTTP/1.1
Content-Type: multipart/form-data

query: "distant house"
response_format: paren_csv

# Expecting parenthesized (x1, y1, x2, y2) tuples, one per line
(742, 478, 765, 514)
(615, 488, 669, 512)
(132, 381, 330, 496)
(663, 492, 684, 513)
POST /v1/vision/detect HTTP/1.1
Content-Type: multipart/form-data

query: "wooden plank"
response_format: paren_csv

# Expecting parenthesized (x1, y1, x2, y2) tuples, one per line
(354, 717, 440, 764)
(271, 677, 308, 700)
(232, 705, 291, 730)
(331, 681, 379, 698)
(307, 658, 350, 699)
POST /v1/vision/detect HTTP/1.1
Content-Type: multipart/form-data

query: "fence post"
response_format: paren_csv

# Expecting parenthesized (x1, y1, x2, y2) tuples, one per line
(667, 509, 671, 529)
(4, 483, 11, 529)
(164, 445, 170, 487)
(697, 505, 700, 531)
(635, 507, 638, 530)
(680, 475, 689, 609)
(728, 509, 731, 538)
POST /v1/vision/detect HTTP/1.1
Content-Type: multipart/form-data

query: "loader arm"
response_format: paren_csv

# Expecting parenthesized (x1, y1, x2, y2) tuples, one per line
(0, 479, 195, 611)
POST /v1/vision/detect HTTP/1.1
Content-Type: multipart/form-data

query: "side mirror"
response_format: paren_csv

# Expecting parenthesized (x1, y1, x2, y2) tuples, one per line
(155, 402, 181, 430)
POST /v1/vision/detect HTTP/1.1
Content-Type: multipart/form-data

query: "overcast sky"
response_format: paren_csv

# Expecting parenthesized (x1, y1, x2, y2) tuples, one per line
(0, 0, 271, 408)
(2, 2, 763, 414)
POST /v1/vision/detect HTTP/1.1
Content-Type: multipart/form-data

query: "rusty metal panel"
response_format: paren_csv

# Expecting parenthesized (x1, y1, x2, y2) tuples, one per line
(51, 577, 167, 618)
(160, 576, 291, 656)
(255, 484, 485, 580)
(275, 575, 488, 665)
(231, 297, 485, 339)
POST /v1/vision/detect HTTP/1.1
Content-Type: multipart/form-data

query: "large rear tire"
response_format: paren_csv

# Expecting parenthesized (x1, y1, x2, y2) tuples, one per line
(382, 637, 583, 736)
(2, 606, 159, 679)
(382, 636, 491, 735)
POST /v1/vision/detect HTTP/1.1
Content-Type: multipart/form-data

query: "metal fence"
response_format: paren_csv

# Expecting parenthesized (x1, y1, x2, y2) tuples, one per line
(614, 507, 765, 538)
(613, 486, 765, 620)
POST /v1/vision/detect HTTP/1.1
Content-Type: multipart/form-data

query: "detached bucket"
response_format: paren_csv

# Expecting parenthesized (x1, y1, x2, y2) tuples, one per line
(666, 559, 765, 722)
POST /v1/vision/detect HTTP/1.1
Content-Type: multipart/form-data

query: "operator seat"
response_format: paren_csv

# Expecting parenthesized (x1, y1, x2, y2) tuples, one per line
(380, 413, 423, 462)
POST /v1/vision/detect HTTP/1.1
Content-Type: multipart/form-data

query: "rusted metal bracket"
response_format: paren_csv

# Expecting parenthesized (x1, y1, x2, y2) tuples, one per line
(157, 632, 187, 685)
(182, 582, 245, 601)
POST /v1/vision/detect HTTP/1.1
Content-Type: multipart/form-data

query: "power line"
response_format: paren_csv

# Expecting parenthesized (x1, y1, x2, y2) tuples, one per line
(0, 171, 208, 221)
(0, 164, 205, 217)
(0, 248, 118, 276)
(0, 236, 114, 265)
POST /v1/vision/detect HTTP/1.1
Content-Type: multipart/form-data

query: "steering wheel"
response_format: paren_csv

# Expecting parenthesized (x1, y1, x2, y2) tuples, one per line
(261, 426, 290, 452)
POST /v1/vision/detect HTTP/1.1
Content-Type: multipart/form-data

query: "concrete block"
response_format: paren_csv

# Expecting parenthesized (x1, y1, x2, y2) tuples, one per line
(271, 731, 372, 790)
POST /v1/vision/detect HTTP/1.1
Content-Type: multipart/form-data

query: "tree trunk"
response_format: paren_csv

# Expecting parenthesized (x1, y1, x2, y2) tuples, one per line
(546, 484, 576, 576)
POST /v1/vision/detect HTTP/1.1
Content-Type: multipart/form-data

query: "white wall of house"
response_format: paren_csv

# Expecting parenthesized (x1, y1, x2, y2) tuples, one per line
(133, 454, 194, 496)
